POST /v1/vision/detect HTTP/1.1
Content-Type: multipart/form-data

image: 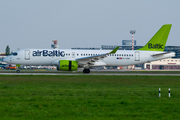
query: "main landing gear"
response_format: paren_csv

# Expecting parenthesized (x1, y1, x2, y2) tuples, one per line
(83, 69, 90, 73)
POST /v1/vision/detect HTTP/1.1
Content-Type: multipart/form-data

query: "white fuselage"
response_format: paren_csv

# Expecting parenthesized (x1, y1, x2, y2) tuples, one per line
(4, 49, 175, 67)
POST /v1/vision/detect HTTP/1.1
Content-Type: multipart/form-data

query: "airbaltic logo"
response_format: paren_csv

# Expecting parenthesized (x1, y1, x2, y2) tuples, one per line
(32, 50, 65, 57)
(148, 43, 164, 49)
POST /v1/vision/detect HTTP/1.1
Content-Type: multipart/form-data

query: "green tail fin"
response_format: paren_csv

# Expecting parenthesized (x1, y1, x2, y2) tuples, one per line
(138, 24, 172, 51)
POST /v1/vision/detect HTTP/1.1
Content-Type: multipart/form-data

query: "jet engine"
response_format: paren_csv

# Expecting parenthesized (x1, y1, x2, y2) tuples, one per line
(57, 60, 78, 71)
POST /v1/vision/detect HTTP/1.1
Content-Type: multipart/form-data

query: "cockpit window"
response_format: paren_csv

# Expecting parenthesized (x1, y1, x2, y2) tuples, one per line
(12, 52, 18, 56)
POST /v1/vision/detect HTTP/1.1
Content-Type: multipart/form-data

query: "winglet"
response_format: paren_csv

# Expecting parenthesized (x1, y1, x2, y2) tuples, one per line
(109, 46, 119, 54)
(138, 24, 172, 51)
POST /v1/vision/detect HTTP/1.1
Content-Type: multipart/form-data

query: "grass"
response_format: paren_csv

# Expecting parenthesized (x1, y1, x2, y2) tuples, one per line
(0, 75, 180, 119)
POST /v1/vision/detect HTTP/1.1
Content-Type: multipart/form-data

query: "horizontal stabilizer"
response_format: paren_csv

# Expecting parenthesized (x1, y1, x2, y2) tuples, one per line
(151, 52, 171, 57)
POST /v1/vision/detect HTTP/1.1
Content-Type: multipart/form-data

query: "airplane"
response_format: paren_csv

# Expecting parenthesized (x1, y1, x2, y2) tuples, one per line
(3, 24, 175, 73)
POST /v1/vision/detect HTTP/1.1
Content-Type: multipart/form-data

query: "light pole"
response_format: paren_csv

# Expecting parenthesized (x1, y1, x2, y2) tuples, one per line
(130, 30, 136, 50)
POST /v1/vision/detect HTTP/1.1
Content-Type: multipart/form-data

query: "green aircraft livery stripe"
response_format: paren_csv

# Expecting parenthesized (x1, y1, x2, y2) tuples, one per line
(110, 46, 119, 54)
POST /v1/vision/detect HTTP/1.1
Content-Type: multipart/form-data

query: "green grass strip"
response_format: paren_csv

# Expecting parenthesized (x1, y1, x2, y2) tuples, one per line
(0, 75, 180, 119)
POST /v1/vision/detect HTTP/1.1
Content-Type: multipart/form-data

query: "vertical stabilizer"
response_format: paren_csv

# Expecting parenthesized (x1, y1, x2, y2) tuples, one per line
(138, 24, 172, 51)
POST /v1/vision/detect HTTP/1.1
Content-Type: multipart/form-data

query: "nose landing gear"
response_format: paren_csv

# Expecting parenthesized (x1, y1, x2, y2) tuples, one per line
(16, 70, 20, 73)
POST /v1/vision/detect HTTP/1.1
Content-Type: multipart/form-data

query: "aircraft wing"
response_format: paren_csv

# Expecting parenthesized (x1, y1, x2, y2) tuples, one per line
(76, 46, 119, 66)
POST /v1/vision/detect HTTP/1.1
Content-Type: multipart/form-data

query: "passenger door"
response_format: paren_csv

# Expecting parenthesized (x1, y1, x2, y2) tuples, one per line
(25, 50, 30, 60)
(135, 51, 140, 61)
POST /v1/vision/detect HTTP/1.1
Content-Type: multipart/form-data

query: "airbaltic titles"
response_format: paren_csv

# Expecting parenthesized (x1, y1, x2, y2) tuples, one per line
(32, 50, 65, 57)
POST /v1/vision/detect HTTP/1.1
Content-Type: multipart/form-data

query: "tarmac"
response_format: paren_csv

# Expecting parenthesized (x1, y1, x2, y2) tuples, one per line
(1, 69, 180, 76)
(0, 72, 180, 76)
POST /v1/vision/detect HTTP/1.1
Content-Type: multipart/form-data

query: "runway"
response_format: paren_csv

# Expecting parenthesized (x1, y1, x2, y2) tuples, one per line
(1, 72, 180, 76)
(1, 69, 180, 76)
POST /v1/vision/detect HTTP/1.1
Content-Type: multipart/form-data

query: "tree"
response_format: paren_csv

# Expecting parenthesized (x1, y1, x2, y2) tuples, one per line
(5, 45, 10, 56)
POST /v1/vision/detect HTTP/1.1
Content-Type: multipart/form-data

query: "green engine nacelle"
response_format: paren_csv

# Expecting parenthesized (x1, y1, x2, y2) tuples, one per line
(57, 60, 78, 71)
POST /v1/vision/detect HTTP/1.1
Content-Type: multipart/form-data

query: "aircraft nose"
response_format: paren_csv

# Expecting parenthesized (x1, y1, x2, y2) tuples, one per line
(3, 57, 8, 62)
(3, 57, 6, 62)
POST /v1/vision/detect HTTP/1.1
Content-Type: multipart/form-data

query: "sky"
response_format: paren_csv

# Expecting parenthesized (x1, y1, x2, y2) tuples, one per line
(0, 0, 180, 52)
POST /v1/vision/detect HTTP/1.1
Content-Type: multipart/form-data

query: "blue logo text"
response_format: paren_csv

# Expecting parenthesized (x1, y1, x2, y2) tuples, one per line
(32, 50, 65, 57)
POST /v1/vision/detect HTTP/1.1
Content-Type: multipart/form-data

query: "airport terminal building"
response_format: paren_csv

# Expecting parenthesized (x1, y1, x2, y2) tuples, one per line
(0, 53, 7, 69)
(101, 45, 180, 58)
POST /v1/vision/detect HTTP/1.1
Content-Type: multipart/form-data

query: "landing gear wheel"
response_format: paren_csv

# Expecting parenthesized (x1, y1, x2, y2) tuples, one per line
(83, 69, 90, 73)
(87, 69, 90, 73)
(16, 70, 20, 73)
